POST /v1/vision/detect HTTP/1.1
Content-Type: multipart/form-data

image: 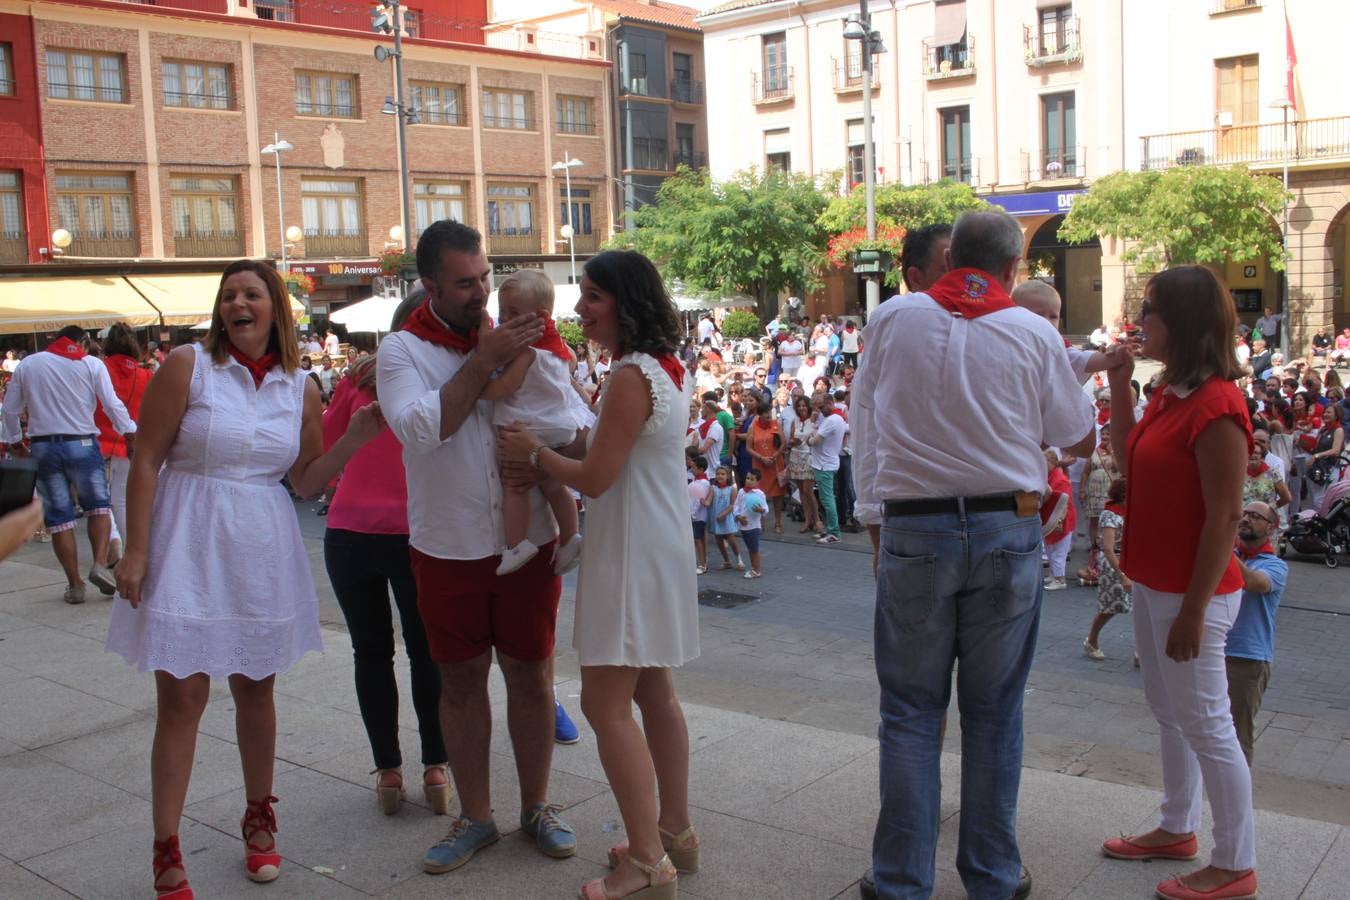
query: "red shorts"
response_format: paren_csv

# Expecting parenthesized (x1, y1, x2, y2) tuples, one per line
(410, 542, 561, 664)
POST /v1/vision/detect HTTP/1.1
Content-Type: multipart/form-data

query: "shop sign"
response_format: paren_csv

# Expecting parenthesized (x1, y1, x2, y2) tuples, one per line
(289, 260, 382, 280)
(988, 189, 1086, 217)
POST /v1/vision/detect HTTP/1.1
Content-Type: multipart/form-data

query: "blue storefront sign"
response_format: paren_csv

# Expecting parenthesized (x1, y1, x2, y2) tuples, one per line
(988, 188, 1087, 217)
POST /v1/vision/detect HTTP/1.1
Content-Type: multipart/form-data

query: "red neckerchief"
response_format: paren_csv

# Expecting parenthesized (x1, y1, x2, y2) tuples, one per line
(46, 336, 86, 360)
(1063, 337, 1072, 349)
(226, 342, 277, 389)
(531, 318, 571, 363)
(1237, 540, 1275, 561)
(1247, 461, 1270, 477)
(1097, 406, 1111, 426)
(699, 416, 717, 439)
(693, 472, 708, 481)
(845, 323, 855, 332)
(653, 352, 685, 390)
(925, 268, 1016, 319)
(1103, 500, 1126, 518)
(402, 300, 478, 352)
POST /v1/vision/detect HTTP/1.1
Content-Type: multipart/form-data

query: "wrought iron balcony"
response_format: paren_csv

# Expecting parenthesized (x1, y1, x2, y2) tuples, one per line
(0, 234, 27, 264)
(490, 232, 541, 255)
(174, 232, 246, 258)
(833, 52, 867, 92)
(570, 233, 600, 253)
(673, 151, 706, 170)
(671, 79, 704, 105)
(1024, 17, 1082, 67)
(753, 66, 794, 104)
(1210, 0, 1261, 14)
(1023, 146, 1087, 181)
(922, 36, 976, 80)
(67, 232, 139, 258)
(556, 120, 597, 135)
(1139, 116, 1350, 171)
(302, 231, 369, 258)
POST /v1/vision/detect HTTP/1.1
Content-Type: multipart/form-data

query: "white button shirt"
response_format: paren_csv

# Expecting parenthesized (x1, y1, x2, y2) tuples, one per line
(1, 351, 135, 444)
(376, 329, 557, 561)
(852, 293, 1094, 524)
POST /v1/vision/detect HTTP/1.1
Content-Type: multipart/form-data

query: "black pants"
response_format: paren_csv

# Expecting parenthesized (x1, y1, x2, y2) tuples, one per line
(324, 529, 446, 770)
(842, 351, 859, 369)
(838, 453, 857, 524)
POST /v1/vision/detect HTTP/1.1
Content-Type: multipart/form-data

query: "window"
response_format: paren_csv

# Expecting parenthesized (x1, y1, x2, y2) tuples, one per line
(1039, 5, 1073, 55)
(1041, 92, 1076, 175)
(672, 51, 695, 102)
(766, 152, 791, 172)
(627, 52, 649, 96)
(0, 172, 22, 246)
(846, 119, 875, 188)
(54, 172, 137, 254)
(162, 61, 233, 110)
(295, 71, 358, 118)
(556, 95, 593, 134)
(622, 104, 668, 170)
(1215, 55, 1259, 126)
(487, 184, 534, 236)
(301, 178, 363, 237)
(481, 88, 533, 130)
(765, 129, 791, 172)
(401, 8, 420, 37)
(253, 0, 294, 21)
(0, 44, 14, 96)
(762, 32, 788, 93)
(409, 81, 463, 126)
(170, 176, 242, 256)
(560, 185, 593, 237)
(47, 50, 125, 103)
(675, 123, 695, 168)
(932, 0, 969, 68)
(413, 180, 466, 235)
(940, 106, 972, 183)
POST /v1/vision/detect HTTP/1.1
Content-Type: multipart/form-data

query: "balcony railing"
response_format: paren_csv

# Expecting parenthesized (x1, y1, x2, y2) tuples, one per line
(671, 79, 704, 105)
(302, 231, 368, 257)
(621, 77, 660, 99)
(833, 52, 866, 92)
(753, 66, 794, 104)
(489, 232, 540, 255)
(174, 232, 246, 258)
(556, 120, 597, 135)
(1139, 116, 1350, 171)
(923, 36, 976, 80)
(1023, 146, 1087, 181)
(249, 0, 480, 42)
(109, 0, 228, 11)
(68, 233, 139, 258)
(1024, 17, 1082, 67)
(0, 234, 27, 265)
(571, 233, 600, 253)
(628, 138, 669, 171)
(918, 158, 978, 186)
(1210, 0, 1261, 14)
(673, 151, 706, 170)
(483, 114, 537, 131)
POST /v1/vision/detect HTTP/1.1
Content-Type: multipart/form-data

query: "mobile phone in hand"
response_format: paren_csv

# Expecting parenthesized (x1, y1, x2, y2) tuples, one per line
(0, 458, 39, 516)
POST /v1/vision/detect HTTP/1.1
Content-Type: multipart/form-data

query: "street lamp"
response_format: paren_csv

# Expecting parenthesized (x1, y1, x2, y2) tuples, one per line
(1269, 96, 1294, 360)
(552, 156, 583, 284)
(260, 133, 294, 273)
(842, 2, 886, 315)
(373, 4, 416, 250)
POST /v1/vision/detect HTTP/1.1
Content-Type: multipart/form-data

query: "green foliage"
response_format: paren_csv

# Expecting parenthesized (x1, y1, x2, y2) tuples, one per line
(720, 310, 762, 339)
(557, 321, 584, 347)
(606, 167, 831, 320)
(1059, 166, 1288, 272)
(818, 180, 992, 236)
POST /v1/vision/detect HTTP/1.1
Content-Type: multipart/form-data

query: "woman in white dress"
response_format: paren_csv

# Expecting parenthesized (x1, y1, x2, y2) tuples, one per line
(500, 250, 698, 900)
(106, 261, 383, 899)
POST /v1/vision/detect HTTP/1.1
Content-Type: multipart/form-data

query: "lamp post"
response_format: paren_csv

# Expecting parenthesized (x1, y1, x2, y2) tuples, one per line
(1269, 96, 1294, 360)
(843, 2, 886, 315)
(373, 2, 415, 246)
(552, 156, 583, 284)
(260, 133, 294, 273)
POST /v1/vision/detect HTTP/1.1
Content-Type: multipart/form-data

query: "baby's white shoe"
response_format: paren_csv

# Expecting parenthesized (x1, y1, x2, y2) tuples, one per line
(554, 534, 583, 575)
(497, 539, 539, 576)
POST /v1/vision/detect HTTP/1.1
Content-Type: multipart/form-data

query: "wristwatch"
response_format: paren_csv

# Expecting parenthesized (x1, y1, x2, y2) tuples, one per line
(529, 445, 543, 469)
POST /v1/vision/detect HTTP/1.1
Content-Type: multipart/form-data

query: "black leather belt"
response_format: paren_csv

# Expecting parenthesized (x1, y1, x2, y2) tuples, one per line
(884, 493, 1026, 517)
(28, 433, 96, 444)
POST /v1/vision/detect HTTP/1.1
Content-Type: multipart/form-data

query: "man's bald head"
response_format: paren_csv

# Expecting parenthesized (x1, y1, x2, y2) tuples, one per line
(1012, 280, 1062, 330)
(950, 210, 1026, 290)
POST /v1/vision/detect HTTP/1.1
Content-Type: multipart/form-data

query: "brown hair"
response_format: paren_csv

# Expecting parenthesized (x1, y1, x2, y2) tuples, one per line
(347, 353, 378, 394)
(203, 260, 300, 374)
(1145, 265, 1245, 388)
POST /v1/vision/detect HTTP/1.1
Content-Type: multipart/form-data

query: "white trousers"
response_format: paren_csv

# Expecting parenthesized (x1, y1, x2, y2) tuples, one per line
(107, 456, 130, 546)
(1045, 533, 1072, 578)
(1134, 584, 1256, 871)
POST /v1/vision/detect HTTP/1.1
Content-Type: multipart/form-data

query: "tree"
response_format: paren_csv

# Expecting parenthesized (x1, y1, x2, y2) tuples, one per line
(720, 310, 761, 340)
(1058, 165, 1289, 272)
(607, 167, 831, 321)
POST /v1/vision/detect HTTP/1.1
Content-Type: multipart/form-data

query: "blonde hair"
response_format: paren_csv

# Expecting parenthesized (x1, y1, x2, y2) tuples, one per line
(498, 268, 555, 315)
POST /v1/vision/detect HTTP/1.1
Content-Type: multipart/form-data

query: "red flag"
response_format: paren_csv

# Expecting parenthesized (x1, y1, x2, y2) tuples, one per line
(1285, 8, 1298, 111)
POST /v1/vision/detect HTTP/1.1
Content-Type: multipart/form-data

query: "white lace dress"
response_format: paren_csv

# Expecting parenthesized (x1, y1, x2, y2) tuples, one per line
(105, 344, 323, 679)
(573, 352, 700, 667)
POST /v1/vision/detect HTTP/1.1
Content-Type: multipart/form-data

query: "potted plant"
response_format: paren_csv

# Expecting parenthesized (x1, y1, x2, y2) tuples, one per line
(378, 248, 416, 276)
(282, 271, 315, 297)
(827, 224, 906, 285)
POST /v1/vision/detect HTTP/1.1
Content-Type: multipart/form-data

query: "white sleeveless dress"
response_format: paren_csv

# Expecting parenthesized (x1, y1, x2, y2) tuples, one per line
(105, 344, 324, 679)
(573, 352, 699, 667)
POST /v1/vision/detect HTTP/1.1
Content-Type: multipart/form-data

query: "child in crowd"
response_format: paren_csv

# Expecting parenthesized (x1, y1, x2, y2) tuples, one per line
(687, 449, 712, 575)
(707, 465, 743, 570)
(1084, 477, 1130, 661)
(734, 469, 769, 579)
(484, 270, 592, 576)
(1040, 449, 1076, 591)
(1012, 280, 1116, 386)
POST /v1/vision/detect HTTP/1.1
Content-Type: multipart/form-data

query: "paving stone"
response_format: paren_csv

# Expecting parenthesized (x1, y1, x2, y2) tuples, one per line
(0, 751, 146, 862)
(0, 861, 75, 898)
(1301, 825, 1350, 900)
(0, 677, 141, 749)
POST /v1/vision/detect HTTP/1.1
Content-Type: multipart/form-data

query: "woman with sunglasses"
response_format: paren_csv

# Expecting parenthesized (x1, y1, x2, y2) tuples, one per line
(1099, 267, 1258, 900)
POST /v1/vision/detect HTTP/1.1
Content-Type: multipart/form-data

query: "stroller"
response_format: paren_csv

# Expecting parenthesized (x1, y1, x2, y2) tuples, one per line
(1279, 474, 1350, 568)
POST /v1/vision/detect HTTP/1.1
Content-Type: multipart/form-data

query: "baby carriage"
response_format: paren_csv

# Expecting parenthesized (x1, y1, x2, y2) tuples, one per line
(1279, 474, 1350, 568)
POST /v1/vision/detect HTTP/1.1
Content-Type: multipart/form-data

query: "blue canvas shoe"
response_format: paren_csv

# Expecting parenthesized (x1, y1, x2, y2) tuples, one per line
(521, 802, 577, 858)
(422, 816, 500, 874)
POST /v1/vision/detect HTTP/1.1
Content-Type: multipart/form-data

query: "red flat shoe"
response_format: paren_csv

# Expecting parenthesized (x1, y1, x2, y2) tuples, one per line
(1155, 870, 1258, 900)
(153, 835, 194, 899)
(1102, 833, 1199, 861)
(241, 795, 282, 883)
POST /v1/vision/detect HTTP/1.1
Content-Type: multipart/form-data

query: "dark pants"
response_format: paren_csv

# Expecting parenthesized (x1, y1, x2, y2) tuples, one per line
(838, 453, 856, 525)
(1226, 656, 1271, 766)
(324, 529, 446, 770)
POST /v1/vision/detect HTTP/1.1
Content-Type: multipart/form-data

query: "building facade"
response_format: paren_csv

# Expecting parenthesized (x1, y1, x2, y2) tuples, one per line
(0, 0, 610, 331)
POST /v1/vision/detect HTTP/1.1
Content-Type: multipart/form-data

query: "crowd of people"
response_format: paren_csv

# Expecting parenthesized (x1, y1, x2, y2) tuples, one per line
(0, 202, 1337, 900)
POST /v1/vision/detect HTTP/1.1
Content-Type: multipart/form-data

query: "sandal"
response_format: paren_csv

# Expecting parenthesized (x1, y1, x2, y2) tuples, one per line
(423, 763, 452, 816)
(153, 835, 194, 899)
(241, 795, 281, 883)
(695, 565, 707, 575)
(608, 825, 700, 874)
(581, 852, 677, 899)
(373, 767, 404, 815)
(718, 561, 733, 570)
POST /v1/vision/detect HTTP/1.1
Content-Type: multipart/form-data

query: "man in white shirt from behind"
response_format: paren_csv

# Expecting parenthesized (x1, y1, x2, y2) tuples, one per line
(806, 391, 848, 543)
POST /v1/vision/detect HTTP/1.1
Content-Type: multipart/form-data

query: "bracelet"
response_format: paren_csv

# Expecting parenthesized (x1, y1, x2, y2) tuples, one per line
(529, 445, 543, 469)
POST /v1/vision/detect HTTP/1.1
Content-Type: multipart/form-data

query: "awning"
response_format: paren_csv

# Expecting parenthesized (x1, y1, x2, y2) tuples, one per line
(125, 273, 304, 326)
(933, 0, 967, 47)
(0, 275, 160, 335)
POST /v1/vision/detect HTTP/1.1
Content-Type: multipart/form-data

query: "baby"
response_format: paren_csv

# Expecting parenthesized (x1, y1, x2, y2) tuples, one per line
(1011, 279, 1115, 386)
(483, 270, 592, 576)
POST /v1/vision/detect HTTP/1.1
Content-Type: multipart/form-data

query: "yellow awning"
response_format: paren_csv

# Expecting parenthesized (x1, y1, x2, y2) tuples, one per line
(0, 275, 160, 335)
(126, 273, 304, 327)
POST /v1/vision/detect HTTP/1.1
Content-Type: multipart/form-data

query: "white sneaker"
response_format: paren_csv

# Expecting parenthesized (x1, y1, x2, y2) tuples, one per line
(1044, 576, 1067, 591)
(1083, 638, 1105, 661)
(496, 540, 539, 576)
(553, 534, 583, 575)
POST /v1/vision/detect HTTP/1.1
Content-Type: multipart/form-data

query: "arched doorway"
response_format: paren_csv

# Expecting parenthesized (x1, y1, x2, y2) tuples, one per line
(1027, 215, 1101, 335)
(1329, 205, 1349, 333)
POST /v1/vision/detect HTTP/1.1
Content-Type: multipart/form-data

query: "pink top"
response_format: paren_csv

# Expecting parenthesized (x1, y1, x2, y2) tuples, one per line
(322, 375, 409, 535)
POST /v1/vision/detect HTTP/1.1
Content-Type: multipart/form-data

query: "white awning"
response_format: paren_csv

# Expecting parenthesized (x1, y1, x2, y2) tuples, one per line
(764, 128, 792, 154)
(933, 0, 967, 46)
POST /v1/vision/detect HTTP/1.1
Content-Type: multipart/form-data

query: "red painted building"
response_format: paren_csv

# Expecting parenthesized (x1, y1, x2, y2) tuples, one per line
(0, 11, 49, 264)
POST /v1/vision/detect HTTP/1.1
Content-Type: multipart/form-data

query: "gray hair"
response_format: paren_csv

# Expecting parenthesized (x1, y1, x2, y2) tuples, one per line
(950, 210, 1025, 275)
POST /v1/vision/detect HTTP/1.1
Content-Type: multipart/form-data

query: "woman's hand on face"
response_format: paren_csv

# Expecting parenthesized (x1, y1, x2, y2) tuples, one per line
(115, 550, 147, 609)
(497, 422, 542, 463)
(1164, 609, 1204, 662)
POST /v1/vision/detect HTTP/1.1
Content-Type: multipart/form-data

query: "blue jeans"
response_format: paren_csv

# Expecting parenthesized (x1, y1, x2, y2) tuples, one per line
(30, 436, 110, 531)
(872, 508, 1043, 900)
